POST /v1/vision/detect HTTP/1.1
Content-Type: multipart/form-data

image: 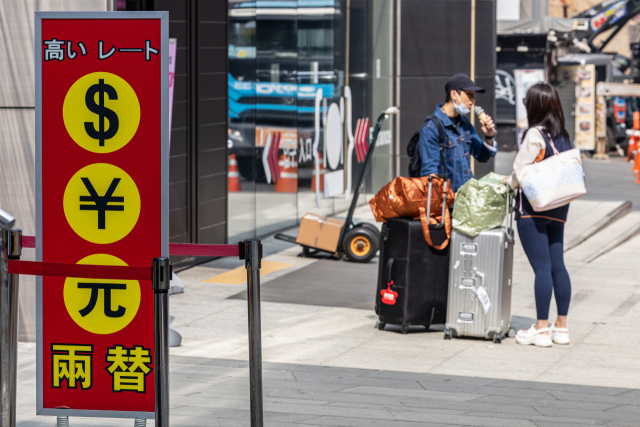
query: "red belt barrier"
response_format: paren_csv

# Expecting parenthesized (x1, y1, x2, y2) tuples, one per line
(8, 260, 152, 281)
(20, 236, 239, 258)
(22, 235, 35, 248)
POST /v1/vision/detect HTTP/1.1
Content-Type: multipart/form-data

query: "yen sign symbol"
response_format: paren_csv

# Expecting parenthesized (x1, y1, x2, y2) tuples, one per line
(79, 177, 124, 229)
(64, 164, 140, 245)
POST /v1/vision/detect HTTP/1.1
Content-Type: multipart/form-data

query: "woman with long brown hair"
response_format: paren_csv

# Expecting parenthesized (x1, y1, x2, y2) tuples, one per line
(504, 83, 573, 347)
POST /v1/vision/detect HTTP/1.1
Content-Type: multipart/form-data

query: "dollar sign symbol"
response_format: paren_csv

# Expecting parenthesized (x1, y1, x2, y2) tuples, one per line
(84, 79, 119, 147)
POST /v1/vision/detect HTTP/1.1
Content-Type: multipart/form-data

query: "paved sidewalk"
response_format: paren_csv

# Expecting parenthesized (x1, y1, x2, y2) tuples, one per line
(17, 344, 640, 427)
(15, 343, 640, 426)
(169, 199, 640, 389)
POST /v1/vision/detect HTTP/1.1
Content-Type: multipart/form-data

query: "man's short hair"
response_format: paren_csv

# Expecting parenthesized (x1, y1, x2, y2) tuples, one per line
(445, 89, 460, 103)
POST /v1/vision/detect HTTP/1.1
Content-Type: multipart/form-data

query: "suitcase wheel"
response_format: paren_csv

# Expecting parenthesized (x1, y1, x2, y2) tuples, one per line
(377, 321, 386, 331)
(507, 328, 516, 338)
(493, 333, 503, 344)
(400, 324, 409, 334)
(444, 328, 452, 340)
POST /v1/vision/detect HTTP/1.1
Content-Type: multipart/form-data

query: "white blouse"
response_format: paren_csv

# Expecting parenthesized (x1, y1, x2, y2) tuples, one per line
(505, 127, 546, 190)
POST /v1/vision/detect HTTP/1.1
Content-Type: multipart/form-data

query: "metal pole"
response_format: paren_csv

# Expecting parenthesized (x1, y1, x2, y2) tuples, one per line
(7, 229, 20, 427)
(0, 209, 15, 427)
(152, 258, 170, 427)
(244, 239, 263, 427)
(0, 229, 8, 427)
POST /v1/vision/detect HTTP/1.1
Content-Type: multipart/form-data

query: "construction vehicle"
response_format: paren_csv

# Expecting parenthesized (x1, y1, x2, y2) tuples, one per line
(497, 0, 640, 152)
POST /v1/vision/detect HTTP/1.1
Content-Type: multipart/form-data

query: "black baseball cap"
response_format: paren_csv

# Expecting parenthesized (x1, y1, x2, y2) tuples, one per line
(445, 73, 485, 94)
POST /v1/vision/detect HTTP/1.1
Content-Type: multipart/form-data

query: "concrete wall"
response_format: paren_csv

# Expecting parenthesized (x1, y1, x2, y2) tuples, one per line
(0, 0, 106, 342)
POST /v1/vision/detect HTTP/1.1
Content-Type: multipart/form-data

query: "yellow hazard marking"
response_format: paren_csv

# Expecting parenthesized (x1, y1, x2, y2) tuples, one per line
(63, 163, 141, 244)
(64, 254, 141, 335)
(63, 71, 140, 153)
(203, 260, 293, 285)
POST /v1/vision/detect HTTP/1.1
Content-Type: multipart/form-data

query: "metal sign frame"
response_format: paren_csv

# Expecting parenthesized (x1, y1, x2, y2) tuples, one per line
(35, 11, 168, 419)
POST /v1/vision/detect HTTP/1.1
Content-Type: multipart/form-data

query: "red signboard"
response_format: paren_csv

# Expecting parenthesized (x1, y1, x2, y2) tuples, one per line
(36, 12, 168, 419)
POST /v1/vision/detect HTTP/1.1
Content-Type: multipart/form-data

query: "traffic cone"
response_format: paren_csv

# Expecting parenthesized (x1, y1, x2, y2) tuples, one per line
(633, 143, 640, 175)
(311, 152, 324, 192)
(633, 146, 640, 182)
(275, 154, 298, 193)
(228, 154, 241, 192)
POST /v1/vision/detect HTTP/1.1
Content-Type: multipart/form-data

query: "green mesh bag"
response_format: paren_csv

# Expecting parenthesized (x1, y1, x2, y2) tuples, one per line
(452, 172, 509, 237)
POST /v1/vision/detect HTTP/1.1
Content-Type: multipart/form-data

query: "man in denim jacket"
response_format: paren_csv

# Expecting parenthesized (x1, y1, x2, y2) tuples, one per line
(419, 73, 498, 192)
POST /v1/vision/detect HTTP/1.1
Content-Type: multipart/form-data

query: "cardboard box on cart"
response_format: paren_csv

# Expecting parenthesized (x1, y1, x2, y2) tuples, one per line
(296, 213, 345, 253)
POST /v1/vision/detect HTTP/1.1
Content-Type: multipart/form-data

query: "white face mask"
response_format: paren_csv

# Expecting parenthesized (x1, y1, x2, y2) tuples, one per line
(453, 92, 471, 116)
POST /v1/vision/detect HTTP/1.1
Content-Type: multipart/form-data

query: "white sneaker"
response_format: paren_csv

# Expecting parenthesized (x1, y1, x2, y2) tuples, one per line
(515, 324, 552, 347)
(551, 323, 570, 345)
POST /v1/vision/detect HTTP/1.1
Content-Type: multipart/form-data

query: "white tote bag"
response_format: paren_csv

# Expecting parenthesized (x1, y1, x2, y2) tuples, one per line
(515, 131, 586, 212)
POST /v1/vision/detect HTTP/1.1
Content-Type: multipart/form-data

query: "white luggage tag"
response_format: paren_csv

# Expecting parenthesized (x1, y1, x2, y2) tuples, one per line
(472, 268, 490, 314)
(475, 286, 491, 315)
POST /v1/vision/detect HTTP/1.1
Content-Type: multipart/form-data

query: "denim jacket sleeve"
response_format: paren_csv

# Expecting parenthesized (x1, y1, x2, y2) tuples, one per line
(419, 120, 441, 177)
(468, 121, 497, 163)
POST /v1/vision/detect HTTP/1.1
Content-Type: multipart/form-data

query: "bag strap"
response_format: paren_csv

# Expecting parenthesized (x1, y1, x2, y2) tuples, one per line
(419, 205, 451, 250)
(419, 175, 451, 250)
(426, 114, 446, 149)
(538, 127, 560, 156)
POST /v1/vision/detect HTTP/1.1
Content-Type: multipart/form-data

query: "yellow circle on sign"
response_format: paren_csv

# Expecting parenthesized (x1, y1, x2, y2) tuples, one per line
(63, 72, 141, 153)
(64, 254, 141, 335)
(63, 163, 141, 244)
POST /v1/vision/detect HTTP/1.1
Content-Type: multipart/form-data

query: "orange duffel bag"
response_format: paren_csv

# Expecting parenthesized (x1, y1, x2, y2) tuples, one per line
(369, 174, 455, 249)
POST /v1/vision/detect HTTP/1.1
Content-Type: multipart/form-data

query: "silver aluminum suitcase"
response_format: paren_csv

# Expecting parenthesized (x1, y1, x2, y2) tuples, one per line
(444, 197, 515, 343)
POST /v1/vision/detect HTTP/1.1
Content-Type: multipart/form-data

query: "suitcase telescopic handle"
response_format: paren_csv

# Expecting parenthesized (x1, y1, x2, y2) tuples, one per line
(427, 176, 433, 219)
(386, 258, 394, 283)
(427, 175, 447, 227)
(441, 179, 448, 222)
(506, 190, 514, 241)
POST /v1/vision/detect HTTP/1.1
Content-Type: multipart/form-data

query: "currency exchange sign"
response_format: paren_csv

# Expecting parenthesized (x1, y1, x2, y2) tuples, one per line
(35, 12, 168, 419)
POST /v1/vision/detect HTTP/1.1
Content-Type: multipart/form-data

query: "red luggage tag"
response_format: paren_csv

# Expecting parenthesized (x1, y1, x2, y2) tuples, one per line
(380, 281, 398, 305)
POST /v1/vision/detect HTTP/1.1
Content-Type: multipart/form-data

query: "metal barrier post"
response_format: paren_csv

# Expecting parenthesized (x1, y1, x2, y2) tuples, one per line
(7, 230, 21, 427)
(0, 209, 15, 427)
(244, 239, 263, 427)
(152, 258, 170, 427)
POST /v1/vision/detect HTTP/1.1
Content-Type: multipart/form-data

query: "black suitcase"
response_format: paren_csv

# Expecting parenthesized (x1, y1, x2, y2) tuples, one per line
(374, 177, 451, 334)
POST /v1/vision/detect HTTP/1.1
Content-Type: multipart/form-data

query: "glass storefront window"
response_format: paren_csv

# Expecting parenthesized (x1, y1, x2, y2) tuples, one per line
(228, 0, 396, 243)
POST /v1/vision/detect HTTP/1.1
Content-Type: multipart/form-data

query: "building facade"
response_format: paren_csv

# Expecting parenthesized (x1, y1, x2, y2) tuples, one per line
(0, 0, 496, 339)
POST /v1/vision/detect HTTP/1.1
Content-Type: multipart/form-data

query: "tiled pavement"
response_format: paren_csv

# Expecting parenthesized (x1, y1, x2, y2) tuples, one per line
(15, 346, 640, 426)
(168, 355, 640, 427)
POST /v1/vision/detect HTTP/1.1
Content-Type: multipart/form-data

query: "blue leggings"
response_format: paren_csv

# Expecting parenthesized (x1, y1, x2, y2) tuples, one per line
(517, 217, 572, 320)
